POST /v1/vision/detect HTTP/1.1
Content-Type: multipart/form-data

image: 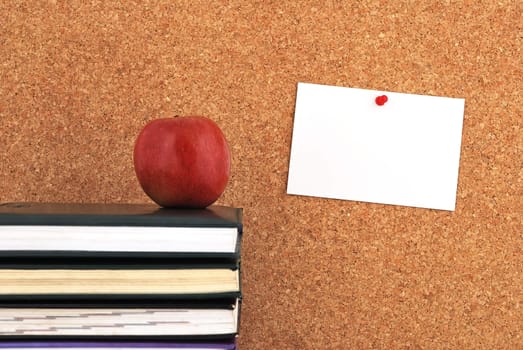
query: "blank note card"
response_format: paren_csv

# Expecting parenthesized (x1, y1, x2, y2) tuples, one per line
(287, 82, 465, 211)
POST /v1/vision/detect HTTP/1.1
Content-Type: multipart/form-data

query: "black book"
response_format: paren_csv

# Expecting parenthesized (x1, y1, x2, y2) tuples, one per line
(0, 203, 243, 260)
(0, 298, 240, 339)
(0, 260, 241, 301)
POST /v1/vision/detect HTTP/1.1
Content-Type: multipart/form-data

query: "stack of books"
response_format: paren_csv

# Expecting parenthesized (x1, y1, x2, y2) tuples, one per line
(0, 202, 243, 350)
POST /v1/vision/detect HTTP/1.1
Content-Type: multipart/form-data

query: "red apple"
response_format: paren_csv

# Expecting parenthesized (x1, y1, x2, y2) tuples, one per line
(133, 116, 231, 208)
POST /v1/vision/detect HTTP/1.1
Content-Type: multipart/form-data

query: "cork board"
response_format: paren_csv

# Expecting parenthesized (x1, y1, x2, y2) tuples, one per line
(1, 1, 521, 349)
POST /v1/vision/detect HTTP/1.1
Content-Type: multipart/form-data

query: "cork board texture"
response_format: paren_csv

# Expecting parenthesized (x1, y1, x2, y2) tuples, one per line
(1, 1, 521, 349)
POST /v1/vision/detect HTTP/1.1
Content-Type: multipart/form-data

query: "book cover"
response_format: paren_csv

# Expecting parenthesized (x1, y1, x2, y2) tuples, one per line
(0, 203, 243, 260)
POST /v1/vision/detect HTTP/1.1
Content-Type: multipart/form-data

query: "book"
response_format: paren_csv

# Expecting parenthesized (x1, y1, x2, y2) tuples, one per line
(0, 203, 243, 260)
(0, 341, 236, 349)
(0, 263, 240, 300)
(0, 202, 243, 343)
(0, 302, 240, 337)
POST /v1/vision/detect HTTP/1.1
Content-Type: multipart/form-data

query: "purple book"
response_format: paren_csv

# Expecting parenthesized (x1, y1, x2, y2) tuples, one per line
(0, 343, 235, 350)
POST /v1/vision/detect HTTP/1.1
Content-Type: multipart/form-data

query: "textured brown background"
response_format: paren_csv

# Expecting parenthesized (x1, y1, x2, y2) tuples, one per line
(1, 1, 522, 349)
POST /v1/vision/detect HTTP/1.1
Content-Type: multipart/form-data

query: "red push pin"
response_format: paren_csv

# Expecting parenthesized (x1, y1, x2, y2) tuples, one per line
(375, 95, 388, 106)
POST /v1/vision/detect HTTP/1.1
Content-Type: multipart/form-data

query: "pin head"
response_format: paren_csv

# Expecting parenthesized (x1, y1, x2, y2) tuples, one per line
(375, 95, 388, 106)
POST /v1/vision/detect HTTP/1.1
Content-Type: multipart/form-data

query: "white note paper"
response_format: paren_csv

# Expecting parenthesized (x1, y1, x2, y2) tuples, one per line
(287, 82, 465, 211)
